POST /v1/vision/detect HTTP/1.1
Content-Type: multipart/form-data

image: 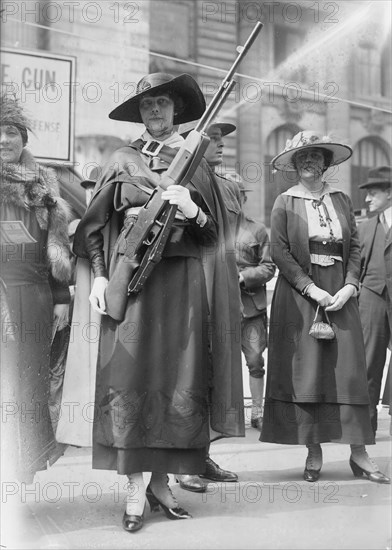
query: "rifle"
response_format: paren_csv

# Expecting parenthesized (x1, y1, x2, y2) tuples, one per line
(105, 21, 263, 321)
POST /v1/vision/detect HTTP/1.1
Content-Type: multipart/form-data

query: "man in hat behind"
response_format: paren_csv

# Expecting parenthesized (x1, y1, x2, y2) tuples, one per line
(181, 121, 241, 241)
(234, 175, 276, 432)
(357, 166, 392, 436)
(175, 121, 243, 493)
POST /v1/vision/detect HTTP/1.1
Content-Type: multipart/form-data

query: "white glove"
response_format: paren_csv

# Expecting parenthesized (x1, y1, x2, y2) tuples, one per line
(161, 185, 198, 219)
(306, 283, 334, 307)
(89, 276, 108, 315)
(325, 284, 357, 312)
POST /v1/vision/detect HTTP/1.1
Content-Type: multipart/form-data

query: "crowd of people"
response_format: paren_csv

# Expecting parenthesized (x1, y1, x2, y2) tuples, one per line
(0, 72, 390, 533)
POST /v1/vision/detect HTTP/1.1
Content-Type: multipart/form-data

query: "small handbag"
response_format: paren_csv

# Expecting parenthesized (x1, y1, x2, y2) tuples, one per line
(309, 305, 336, 341)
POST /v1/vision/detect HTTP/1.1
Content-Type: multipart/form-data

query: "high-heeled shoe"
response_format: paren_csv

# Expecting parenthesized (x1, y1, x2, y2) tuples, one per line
(122, 506, 145, 533)
(303, 467, 321, 482)
(146, 484, 192, 520)
(349, 458, 390, 484)
(303, 444, 322, 483)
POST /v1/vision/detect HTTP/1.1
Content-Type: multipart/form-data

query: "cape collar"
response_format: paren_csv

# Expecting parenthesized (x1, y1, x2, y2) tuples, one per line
(141, 130, 184, 149)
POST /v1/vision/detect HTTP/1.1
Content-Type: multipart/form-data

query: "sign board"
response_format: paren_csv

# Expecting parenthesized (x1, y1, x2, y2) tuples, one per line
(1, 48, 75, 163)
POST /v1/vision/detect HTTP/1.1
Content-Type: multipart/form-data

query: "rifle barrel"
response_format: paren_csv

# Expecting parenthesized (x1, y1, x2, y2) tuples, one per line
(194, 21, 263, 133)
(225, 21, 263, 83)
(199, 80, 236, 132)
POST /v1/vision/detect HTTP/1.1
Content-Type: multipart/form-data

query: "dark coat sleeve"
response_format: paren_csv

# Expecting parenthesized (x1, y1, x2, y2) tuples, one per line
(73, 182, 116, 277)
(270, 194, 314, 293)
(357, 217, 376, 284)
(336, 192, 361, 288)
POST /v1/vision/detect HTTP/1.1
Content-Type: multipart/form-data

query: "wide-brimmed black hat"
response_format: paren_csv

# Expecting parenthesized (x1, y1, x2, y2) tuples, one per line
(108, 73, 206, 125)
(272, 130, 352, 172)
(358, 166, 391, 189)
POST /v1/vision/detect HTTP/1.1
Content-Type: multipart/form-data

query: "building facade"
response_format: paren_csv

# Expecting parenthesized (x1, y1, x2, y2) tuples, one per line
(1, 0, 391, 223)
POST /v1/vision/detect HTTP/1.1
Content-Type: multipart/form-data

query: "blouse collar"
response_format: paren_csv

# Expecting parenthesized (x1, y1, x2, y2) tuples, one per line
(283, 182, 340, 199)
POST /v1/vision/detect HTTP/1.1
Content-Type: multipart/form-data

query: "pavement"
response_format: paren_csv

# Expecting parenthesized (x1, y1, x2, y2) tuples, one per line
(1, 405, 391, 550)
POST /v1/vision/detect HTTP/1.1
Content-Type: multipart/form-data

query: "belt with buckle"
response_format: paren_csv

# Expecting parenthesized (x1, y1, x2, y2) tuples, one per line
(309, 240, 343, 256)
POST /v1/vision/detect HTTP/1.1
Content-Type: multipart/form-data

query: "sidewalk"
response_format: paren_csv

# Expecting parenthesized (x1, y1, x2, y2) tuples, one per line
(1, 408, 391, 550)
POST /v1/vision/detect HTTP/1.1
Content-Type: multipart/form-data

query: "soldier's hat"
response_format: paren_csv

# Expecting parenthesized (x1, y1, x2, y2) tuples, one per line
(180, 120, 236, 139)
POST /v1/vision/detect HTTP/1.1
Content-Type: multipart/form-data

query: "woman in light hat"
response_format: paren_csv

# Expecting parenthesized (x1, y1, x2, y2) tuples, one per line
(73, 73, 243, 531)
(260, 131, 390, 484)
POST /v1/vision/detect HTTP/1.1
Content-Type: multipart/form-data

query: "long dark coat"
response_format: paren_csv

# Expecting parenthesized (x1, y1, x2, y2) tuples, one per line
(73, 144, 244, 471)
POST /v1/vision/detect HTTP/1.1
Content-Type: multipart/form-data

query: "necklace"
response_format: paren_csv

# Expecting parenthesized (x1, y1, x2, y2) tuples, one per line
(311, 195, 336, 242)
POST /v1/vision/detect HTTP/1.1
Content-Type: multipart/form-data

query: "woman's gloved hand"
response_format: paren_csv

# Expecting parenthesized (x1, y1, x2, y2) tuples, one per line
(325, 284, 357, 312)
(53, 303, 70, 332)
(306, 283, 334, 307)
(161, 185, 198, 219)
(89, 276, 108, 315)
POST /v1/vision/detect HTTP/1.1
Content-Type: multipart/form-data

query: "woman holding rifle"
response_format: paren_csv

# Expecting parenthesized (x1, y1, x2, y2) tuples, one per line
(72, 73, 243, 532)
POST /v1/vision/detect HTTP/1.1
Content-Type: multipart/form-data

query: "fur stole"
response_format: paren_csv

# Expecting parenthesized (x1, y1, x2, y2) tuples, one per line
(0, 149, 72, 283)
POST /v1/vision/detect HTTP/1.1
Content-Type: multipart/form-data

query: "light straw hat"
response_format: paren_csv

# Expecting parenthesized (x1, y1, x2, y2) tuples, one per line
(271, 130, 352, 172)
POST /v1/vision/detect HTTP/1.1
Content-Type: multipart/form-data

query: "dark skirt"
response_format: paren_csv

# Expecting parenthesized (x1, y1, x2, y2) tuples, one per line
(261, 402, 374, 445)
(93, 256, 210, 474)
(261, 261, 374, 445)
(1, 282, 59, 483)
(93, 444, 206, 475)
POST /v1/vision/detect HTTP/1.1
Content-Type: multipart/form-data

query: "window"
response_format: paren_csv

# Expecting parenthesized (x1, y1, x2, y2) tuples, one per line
(381, 30, 392, 98)
(150, 0, 193, 66)
(264, 124, 302, 224)
(351, 137, 391, 211)
(274, 25, 307, 83)
(354, 42, 385, 97)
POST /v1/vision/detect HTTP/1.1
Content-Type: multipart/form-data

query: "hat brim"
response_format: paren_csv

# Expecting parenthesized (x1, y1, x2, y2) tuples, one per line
(80, 179, 96, 189)
(272, 143, 353, 172)
(209, 122, 236, 137)
(180, 121, 236, 139)
(358, 178, 391, 189)
(108, 74, 206, 125)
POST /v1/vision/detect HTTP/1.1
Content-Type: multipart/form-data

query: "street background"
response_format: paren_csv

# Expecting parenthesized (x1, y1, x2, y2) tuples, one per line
(1, 2, 391, 548)
(1, 406, 390, 550)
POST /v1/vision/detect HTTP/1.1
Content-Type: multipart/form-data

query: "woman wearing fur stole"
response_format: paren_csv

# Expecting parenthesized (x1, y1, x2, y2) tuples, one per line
(0, 95, 72, 483)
